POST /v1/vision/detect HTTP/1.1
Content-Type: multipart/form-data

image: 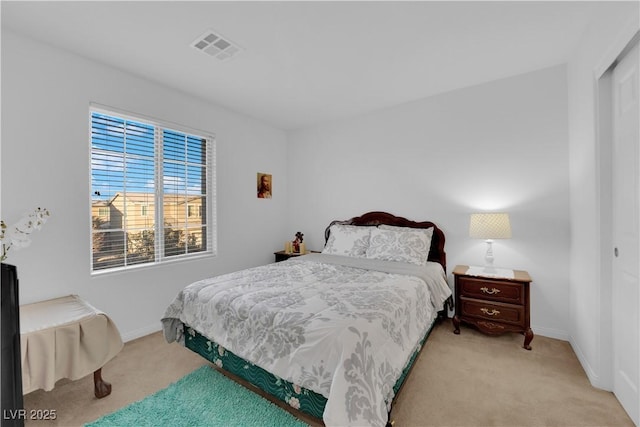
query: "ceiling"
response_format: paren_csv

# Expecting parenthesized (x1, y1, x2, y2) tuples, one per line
(1, 1, 617, 130)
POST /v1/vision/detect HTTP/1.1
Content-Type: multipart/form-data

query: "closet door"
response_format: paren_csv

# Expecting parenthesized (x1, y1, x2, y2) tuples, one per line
(612, 40, 639, 426)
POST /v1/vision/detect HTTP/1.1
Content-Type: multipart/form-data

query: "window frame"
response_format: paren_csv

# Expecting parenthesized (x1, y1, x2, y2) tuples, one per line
(89, 105, 216, 275)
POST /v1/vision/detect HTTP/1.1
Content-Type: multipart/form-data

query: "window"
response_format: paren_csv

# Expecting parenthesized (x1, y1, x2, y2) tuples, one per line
(90, 107, 215, 273)
(187, 204, 202, 218)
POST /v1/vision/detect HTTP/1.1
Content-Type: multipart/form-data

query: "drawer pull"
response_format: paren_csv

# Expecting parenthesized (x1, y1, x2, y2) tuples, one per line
(480, 308, 501, 316)
(480, 287, 501, 295)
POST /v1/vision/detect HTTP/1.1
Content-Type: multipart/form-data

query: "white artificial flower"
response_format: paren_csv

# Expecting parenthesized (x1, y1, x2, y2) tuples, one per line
(32, 208, 49, 229)
(7, 228, 31, 248)
(1, 207, 50, 261)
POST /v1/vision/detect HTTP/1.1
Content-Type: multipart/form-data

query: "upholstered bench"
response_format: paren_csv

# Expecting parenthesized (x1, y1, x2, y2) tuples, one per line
(20, 295, 123, 398)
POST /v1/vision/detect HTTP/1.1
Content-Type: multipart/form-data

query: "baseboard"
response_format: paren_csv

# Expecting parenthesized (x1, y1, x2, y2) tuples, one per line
(556, 330, 610, 391)
(121, 323, 162, 343)
(532, 325, 569, 341)
(569, 335, 606, 390)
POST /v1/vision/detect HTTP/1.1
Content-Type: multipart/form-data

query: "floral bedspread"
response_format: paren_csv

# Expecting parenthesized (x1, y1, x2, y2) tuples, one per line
(162, 253, 451, 427)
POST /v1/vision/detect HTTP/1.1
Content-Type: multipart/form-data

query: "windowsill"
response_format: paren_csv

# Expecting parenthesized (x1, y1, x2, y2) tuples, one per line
(90, 252, 216, 277)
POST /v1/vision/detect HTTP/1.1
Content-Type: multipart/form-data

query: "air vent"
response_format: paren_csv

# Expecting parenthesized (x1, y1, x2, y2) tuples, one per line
(191, 29, 242, 61)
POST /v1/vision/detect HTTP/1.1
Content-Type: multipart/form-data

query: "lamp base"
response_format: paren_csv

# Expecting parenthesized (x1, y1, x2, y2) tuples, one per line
(484, 239, 495, 269)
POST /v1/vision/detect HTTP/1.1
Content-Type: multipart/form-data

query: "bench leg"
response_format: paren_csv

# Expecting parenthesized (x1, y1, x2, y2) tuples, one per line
(93, 368, 112, 398)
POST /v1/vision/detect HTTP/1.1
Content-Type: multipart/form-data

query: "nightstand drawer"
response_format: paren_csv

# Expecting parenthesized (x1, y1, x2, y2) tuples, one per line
(458, 276, 524, 304)
(460, 298, 524, 326)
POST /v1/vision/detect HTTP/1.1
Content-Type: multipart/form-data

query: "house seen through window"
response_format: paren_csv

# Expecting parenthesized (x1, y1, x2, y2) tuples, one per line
(90, 107, 215, 272)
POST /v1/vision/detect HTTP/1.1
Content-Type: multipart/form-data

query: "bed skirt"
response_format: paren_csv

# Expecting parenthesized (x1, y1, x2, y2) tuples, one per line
(183, 318, 437, 421)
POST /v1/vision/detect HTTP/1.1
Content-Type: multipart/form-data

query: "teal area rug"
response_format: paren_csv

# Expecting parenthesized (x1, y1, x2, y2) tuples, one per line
(85, 366, 309, 427)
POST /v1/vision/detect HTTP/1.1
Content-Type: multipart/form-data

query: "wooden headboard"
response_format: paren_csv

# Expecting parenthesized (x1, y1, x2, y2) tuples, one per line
(324, 211, 446, 270)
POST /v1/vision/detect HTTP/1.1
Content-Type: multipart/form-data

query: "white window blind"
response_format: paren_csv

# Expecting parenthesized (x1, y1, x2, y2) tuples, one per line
(90, 107, 215, 273)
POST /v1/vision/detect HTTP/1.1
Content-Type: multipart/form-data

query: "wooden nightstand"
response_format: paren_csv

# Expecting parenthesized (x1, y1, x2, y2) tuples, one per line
(273, 250, 317, 262)
(452, 265, 534, 350)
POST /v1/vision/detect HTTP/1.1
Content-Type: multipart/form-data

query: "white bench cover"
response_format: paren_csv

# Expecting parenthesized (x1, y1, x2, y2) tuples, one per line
(20, 295, 123, 393)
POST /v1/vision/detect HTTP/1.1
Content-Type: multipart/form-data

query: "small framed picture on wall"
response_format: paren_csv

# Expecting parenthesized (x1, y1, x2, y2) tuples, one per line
(257, 172, 272, 199)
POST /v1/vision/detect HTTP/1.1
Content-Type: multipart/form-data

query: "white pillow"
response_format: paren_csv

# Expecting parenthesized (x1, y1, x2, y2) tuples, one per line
(366, 226, 433, 265)
(322, 224, 372, 258)
(379, 225, 435, 248)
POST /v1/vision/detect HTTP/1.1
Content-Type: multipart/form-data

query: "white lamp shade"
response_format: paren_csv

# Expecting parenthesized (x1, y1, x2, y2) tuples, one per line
(469, 213, 512, 239)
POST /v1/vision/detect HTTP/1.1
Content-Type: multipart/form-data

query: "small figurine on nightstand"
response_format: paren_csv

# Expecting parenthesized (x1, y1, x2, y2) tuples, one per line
(292, 231, 304, 253)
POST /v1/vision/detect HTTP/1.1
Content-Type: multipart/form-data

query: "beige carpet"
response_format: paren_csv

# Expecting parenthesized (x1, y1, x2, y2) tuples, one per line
(23, 321, 633, 427)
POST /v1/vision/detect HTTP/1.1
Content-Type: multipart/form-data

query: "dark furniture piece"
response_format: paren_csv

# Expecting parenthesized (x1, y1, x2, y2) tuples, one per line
(273, 250, 318, 262)
(452, 264, 534, 350)
(1, 263, 24, 427)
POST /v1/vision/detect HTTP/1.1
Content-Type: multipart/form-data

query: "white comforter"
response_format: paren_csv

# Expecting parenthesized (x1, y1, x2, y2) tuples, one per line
(162, 253, 451, 427)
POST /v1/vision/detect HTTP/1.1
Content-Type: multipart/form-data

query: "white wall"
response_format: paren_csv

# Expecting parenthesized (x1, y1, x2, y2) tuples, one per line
(287, 65, 570, 339)
(1, 31, 289, 341)
(567, 2, 639, 389)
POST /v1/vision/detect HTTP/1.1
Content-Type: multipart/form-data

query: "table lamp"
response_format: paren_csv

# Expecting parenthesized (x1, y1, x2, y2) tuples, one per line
(469, 213, 511, 273)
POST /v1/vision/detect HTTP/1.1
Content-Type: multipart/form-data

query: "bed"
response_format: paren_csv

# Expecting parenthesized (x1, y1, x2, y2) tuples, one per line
(162, 211, 452, 427)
